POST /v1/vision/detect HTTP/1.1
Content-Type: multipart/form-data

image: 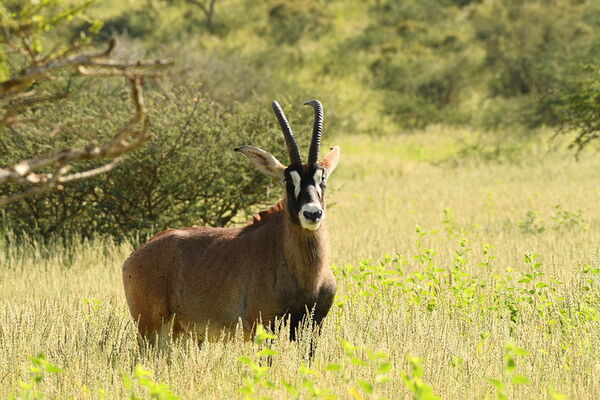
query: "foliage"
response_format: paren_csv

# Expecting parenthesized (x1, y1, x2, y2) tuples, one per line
(401, 356, 440, 400)
(518, 206, 588, 235)
(0, 88, 283, 239)
(468, 0, 598, 128)
(123, 365, 180, 400)
(0, 0, 169, 206)
(237, 332, 395, 400)
(488, 342, 530, 400)
(9, 354, 63, 400)
(557, 65, 600, 151)
(0, 0, 99, 69)
(265, 0, 332, 46)
(38, 0, 597, 135)
(361, 0, 477, 127)
(5, 0, 600, 229)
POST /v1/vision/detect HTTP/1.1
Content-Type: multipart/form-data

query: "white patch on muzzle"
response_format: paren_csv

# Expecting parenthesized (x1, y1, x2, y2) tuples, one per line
(299, 202, 324, 231)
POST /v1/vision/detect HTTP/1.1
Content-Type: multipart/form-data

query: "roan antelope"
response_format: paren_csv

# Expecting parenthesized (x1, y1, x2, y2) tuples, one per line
(122, 99, 340, 343)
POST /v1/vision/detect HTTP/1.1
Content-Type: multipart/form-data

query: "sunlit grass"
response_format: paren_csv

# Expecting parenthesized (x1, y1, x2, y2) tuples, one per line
(1, 130, 599, 399)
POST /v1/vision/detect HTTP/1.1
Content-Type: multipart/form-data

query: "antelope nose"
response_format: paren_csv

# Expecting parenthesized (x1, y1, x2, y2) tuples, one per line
(303, 210, 323, 222)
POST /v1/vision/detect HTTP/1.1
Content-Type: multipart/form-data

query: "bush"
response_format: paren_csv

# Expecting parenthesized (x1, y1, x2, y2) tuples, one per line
(266, 0, 332, 46)
(468, 0, 600, 127)
(359, 0, 477, 128)
(557, 65, 600, 152)
(0, 85, 285, 240)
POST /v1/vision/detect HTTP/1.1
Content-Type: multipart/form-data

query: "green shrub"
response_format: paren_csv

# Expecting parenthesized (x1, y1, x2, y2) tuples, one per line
(469, 0, 600, 128)
(266, 0, 332, 46)
(0, 85, 284, 240)
(359, 0, 477, 128)
(557, 65, 600, 152)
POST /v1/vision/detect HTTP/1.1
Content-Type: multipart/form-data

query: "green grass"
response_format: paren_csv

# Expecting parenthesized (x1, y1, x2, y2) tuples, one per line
(1, 129, 599, 399)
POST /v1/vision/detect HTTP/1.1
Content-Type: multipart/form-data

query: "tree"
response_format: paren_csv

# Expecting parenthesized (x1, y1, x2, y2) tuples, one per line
(557, 65, 600, 153)
(0, 0, 171, 206)
(170, 0, 219, 31)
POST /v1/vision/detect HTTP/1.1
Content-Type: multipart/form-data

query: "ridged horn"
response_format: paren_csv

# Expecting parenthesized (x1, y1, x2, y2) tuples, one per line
(272, 101, 302, 165)
(304, 99, 323, 164)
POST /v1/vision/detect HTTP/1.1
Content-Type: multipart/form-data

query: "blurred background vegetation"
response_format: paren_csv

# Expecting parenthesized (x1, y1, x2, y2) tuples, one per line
(1, 0, 599, 241)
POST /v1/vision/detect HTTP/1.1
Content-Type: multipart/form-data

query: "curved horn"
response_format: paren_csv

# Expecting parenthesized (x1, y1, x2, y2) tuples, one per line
(304, 99, 323, 164)
(272, 101, 302, 165)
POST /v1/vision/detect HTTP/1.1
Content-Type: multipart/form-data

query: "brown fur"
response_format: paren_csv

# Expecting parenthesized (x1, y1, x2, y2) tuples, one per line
(122, 194, 335, 342)
(247, 200, 284, 226)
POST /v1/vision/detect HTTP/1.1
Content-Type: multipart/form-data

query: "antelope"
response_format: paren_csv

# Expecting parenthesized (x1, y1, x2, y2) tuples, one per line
(122, 99, 340, 343)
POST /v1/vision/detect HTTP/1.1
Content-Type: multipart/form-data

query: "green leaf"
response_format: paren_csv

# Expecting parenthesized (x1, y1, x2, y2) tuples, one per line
(134, 365, 152, 379)
(378, 361, 393, 374)
(89, 19, 103, 34)
(348, 386, 365, 400)
(238, 386, 253, 395)
(238, 356, 254, 366)
(511, 374, 530, 385)
(350, 357, 368, 366)
(488, 378, 503, 390)
(122, 373, 133, 391)
(18, 381, 33, 390)
(282, 381, 299, 396)
(505, 359, 516, 373)
(254, 325, 276, 344)
(32, 37, 43, 53)
(340, 338, 357, 355)
(263, 380, 277, 389)
(325, 363, 342, 371)
(512, 347, 530, 357)
(299, 364, 319, 376)
(367, 350, 388, 362)
(257, 349, 278, 357)
(45, 364, 63, 373)
(357, 379, 374, 394)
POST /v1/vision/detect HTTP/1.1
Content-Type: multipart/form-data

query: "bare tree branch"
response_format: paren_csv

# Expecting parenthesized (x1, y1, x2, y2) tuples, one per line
(60, 156, 126, 183)
(0, 39, 171, 95)
(0, 38, 173, 206)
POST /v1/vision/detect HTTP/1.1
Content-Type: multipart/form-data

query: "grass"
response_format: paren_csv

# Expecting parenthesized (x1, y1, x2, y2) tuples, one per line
(1, 128, 599, 399)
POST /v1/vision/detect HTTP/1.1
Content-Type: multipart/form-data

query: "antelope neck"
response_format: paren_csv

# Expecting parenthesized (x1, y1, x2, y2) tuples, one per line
(282, 205, 330, 293)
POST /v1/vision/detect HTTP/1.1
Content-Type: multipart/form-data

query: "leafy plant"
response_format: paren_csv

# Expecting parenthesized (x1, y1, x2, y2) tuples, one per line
(518, 206, 588, 235)
(238, 326, 279, 400)
(1, 90, 282, 240)
(488, 342, 530, 400)
(266, 0, 331, 46)
(122, 365, 180, 400)
(10, 354, 63, 400)
(400, 356, 440, 400)
(0, 0, 169, 206)
(550, 205, 588, 232)
(557, 64, 600, 152)
(518, 211, 546, 234)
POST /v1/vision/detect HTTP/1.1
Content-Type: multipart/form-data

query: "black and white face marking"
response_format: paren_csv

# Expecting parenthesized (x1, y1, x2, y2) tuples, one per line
(285, 164, 327, 231)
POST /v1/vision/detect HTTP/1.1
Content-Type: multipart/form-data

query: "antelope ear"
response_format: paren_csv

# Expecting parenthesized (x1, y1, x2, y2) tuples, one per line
(235, 146, 285, 182)
(319, 146, 340, 175)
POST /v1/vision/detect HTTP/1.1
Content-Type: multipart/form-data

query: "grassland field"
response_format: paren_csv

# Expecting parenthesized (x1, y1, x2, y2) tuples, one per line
(1, 128, 599, 399)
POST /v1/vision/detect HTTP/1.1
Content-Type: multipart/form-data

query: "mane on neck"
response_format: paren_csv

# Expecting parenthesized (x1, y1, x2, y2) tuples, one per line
(246, 200, 285, 226)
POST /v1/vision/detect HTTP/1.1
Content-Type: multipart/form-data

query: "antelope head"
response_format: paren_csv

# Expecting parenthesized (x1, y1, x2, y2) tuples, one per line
(236, 100, 340, 231)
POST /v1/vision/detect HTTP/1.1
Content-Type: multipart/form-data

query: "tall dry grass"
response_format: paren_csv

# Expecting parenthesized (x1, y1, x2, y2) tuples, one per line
(1, 128, 599, 399)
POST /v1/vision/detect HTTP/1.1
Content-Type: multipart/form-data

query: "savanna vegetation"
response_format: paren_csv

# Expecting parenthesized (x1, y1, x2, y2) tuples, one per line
(1, 0, 599, 399)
